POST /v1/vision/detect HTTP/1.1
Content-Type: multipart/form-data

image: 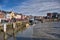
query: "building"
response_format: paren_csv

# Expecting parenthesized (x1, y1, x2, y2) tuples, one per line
(0, 11, 5, 19)
(22, 15, 26, 20)
(47, 12, 58, 19)
(58, 14, 60, 19)
(0, 10, 7, 23)
(0, 10, 30, 22)
(5, 12, 11, 19)
(10, 12, 15, 19)
(52, 12, 58, 19)
(0, 11, 15, 20)
(15, 13, 22, 20)
(47, 13, 52, 19)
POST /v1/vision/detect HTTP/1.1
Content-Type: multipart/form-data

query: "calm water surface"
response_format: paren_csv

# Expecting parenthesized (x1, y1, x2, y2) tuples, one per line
(9, 22, 60, 40)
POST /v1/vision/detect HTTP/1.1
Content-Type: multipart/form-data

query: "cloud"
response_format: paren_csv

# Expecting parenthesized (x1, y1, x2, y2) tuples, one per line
(10, 0, 60, 16)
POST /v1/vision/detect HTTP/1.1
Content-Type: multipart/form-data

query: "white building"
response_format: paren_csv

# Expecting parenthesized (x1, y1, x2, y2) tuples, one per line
(15, 15, 21, 19)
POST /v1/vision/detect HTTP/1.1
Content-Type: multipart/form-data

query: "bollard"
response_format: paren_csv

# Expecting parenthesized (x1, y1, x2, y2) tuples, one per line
(12, 23, 16, 40)
(13, 23, 15, 28)
(3, 23, 7, 40)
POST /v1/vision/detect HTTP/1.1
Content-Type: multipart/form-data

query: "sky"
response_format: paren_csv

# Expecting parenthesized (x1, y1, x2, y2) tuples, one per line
(0, 0, 60, 16)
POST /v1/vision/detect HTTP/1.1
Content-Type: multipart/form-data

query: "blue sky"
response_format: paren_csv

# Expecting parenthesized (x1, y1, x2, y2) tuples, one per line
(0, 0, 60, 16)
(0, 0, 27, 10)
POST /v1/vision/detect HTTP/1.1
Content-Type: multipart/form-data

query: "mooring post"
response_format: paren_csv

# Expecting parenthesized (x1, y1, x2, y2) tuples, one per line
(3, 23, 7, 40)
(12, 23, 16, 40)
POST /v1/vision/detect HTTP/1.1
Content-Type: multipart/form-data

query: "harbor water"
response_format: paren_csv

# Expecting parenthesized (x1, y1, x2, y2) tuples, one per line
(9, 22, 60, 40)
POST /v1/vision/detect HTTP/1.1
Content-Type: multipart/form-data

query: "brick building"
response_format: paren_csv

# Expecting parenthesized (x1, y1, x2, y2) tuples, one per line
(0, 11, 5, 19)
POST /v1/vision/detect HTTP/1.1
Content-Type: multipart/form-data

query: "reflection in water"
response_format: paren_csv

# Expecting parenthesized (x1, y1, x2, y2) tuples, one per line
(16, 37, 50, 40)
(9, 22, 60, 40)
(47, 33, 60, 38)
(53, 27, 60, 28)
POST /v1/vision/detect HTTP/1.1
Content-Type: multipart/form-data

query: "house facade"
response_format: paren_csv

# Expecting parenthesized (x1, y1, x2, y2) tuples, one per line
(0, 11, 5, 19)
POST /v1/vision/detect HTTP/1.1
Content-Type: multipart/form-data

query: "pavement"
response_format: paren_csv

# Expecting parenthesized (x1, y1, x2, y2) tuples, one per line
(9, 22, 60, 40)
